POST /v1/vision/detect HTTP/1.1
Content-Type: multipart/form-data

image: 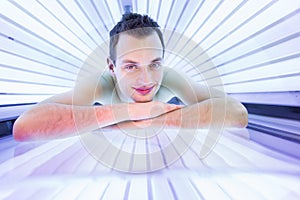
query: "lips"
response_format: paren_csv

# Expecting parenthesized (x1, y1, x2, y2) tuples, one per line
(134, 86, 155, 95)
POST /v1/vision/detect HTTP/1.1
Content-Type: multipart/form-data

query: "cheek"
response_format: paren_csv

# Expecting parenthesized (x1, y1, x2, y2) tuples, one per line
(154, 71, 164, 82)
(116, 74, 134, 90)
(115, 71, 128, 84)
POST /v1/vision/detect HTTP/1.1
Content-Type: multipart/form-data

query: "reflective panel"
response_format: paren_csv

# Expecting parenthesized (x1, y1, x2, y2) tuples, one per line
(1, 0, 300, 199)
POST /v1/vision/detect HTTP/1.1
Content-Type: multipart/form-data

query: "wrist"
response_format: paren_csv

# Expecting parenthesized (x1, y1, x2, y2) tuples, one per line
(160, 108, 181, 128)
(111, 103, 130, 122)
(94, 104, 128, 127)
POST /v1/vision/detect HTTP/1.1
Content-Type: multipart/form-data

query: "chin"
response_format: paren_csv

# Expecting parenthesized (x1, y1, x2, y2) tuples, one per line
(130, 90, 156, 103)
(132, 95, 154, 103)
(134, 98, 153, 103)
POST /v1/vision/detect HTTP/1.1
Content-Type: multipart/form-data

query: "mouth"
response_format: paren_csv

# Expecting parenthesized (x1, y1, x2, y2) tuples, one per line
(134, 85, 155, 95)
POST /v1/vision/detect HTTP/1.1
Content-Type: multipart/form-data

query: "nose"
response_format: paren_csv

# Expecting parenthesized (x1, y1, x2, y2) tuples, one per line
(137, 66, 152, 85)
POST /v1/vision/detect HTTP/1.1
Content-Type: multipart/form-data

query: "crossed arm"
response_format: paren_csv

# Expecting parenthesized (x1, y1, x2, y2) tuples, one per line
(113, 97, 248, 130)
(13, 98, 247, 141)
(13, 69, 248, 141)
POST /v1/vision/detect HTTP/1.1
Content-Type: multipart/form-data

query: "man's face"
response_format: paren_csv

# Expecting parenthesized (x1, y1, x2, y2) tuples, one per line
(112, 32, 164, 103)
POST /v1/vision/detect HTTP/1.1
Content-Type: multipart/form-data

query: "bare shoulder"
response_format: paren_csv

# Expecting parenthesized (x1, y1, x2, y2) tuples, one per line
(75, 70, 115, 104)
(161, 67, 225, 104)
(160, 67, 196, 104)
(96, 70, 116, 103)
(41, 70, 114, 105)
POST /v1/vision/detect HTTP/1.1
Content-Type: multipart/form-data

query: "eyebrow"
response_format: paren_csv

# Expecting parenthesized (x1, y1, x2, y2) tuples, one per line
(121, 57, 162, 64)
(121, 59, 138, 64)
(151, 57, 163, 62)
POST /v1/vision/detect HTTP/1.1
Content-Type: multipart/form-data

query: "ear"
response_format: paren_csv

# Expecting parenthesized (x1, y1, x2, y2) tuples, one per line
(107, 58, 115, 76)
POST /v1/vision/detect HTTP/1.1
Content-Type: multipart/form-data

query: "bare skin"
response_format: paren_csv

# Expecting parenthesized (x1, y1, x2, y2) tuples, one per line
(13, 33, 248, 141)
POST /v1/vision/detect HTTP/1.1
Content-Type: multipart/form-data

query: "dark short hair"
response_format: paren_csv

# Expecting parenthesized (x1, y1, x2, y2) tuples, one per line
(109, 13, 165, 63)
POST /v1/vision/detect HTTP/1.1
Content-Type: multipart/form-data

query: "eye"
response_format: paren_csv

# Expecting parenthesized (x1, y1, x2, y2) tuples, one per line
(124, 65, 138, 71)
(149, 62, 161, 70)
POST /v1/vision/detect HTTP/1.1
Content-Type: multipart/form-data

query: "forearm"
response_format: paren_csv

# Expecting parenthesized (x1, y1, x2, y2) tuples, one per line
(13, 101, 181, 141)
(13, 103, 124, 141)
(167, 98, 248, 129)
(107, 98, 248, 130)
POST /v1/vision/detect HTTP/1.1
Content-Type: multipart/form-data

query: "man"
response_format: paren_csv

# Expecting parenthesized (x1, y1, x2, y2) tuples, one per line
(13, 13, 248, 141)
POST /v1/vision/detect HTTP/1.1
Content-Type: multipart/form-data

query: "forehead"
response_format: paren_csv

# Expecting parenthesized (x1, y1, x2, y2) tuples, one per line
(115, 33, 163, 61)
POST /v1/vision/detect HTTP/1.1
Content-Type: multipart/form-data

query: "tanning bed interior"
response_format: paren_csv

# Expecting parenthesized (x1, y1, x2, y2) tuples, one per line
(0, 0, 300, 199)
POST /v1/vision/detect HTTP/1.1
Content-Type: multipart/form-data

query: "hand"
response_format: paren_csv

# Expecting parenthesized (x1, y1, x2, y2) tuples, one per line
(112, 119, 153, 130)
(127, 101, 183, 121)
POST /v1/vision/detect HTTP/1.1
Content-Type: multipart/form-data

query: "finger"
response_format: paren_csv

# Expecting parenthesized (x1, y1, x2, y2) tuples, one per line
(167, 104, 184, 110)
(150, 104, 164, 117)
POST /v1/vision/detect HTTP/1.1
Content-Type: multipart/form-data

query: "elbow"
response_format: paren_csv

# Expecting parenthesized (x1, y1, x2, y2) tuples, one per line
(237, 104, 248, 128)
(13, 103, 50, 141)
(13, 117, 31, 142)
(226, 100, 248, 128)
